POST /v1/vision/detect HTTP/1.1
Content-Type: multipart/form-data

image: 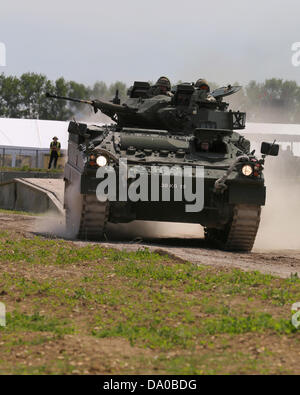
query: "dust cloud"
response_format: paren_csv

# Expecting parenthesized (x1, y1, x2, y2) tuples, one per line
(254, 154, 300, 250)
(74, 108, 111, 125)
(106, 221, 203, 241)
(33, 181, 82, 240)
(34, 215, 203, 243)
(33, 212, 66, 238)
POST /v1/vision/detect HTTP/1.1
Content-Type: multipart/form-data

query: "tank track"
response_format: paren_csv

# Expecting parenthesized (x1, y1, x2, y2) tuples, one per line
(205, 204, 261, 252)
(78, 194, 109, 241)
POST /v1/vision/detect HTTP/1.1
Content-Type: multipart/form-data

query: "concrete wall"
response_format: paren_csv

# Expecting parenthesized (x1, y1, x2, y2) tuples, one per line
(0, 182, 15, 210)
(0, 179, 63, 214)
(14, 183, 50, 213)
(0, 171, 63, 184)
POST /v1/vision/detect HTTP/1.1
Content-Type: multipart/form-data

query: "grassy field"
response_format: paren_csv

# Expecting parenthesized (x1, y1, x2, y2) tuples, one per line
(0, 166, 63, 173)
(0, 229, 300, 374)
(0, 209, 38, 216)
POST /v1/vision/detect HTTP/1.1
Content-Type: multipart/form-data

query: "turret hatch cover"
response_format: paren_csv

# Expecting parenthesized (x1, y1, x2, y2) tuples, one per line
(211, 85, 242, 99)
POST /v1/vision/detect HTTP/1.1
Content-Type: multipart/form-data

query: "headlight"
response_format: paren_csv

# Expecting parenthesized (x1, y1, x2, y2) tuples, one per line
(241, 164, 253, 176)
(96, 155, 108, 167)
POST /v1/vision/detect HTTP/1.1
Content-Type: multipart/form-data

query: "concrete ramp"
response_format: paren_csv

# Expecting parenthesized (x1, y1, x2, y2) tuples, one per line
(0, 178, 64, 215)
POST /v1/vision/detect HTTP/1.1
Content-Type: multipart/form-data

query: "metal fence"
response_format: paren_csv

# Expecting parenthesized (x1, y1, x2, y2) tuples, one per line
(0, 145, 66, 169)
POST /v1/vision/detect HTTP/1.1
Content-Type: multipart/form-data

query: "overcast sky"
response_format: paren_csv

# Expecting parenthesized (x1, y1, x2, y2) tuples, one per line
(1, 0, 300, 87)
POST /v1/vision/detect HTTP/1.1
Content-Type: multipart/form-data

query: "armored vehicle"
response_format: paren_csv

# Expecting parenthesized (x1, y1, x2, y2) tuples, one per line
(46, 82, 278, 251)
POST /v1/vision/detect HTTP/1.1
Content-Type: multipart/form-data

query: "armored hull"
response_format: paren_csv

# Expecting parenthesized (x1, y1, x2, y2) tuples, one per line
(64, 122, 267, 251)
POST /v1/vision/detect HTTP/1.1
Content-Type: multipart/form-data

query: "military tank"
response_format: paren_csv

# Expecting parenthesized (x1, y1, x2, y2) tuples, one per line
(46, 81, 278, 251)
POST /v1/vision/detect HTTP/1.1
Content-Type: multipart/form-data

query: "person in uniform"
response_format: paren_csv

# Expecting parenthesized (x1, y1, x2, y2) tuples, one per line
(48, 136, 61, 169)
(193, 78, 216, 103)
(148, 76, 173, 97)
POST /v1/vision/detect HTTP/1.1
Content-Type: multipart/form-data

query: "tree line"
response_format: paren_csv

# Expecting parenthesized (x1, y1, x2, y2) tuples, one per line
(0, 73, 127, 121)
(227, 78, 300, 123)
(1, 72, 300, 123)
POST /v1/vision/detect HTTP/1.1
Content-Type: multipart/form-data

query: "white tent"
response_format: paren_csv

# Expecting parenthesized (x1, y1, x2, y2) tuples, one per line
(244, 122, 300, 156)
(0, 118, 69, 149)
(245, 122, 300, 135)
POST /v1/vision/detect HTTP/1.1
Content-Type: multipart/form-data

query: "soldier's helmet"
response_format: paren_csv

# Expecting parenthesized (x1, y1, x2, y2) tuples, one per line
(156, 76, 171, 91)
(195, 78, 210, 91)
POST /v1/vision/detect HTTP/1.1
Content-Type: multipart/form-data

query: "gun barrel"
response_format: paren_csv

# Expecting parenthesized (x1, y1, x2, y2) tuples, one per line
(46, 92, 135, 122)
(46, 92, 94, 106)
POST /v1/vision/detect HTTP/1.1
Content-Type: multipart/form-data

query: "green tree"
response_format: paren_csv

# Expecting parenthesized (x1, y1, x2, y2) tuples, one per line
(19, 73, 52, 119)
(67, 80, 91, 117)
(0, 73, 21, 118)
(91, 81, 108, 99)
(245, 78, 300, 123)
(45, 77, 71, 120)
(108, 81, 127, 101)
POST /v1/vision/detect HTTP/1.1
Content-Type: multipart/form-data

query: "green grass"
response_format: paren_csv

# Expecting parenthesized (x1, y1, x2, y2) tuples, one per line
(0, 311, 73, 335)
(0, 166, 63, 173)
(1, 230, 300, 374)
(0, 209, 39, 216)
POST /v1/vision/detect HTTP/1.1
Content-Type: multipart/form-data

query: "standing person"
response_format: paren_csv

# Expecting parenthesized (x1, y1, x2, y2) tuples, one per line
(48, 136, 61, 169)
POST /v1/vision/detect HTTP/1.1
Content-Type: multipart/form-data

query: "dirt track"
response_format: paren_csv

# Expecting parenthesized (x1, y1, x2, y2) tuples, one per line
(1, 212, 300, 279)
